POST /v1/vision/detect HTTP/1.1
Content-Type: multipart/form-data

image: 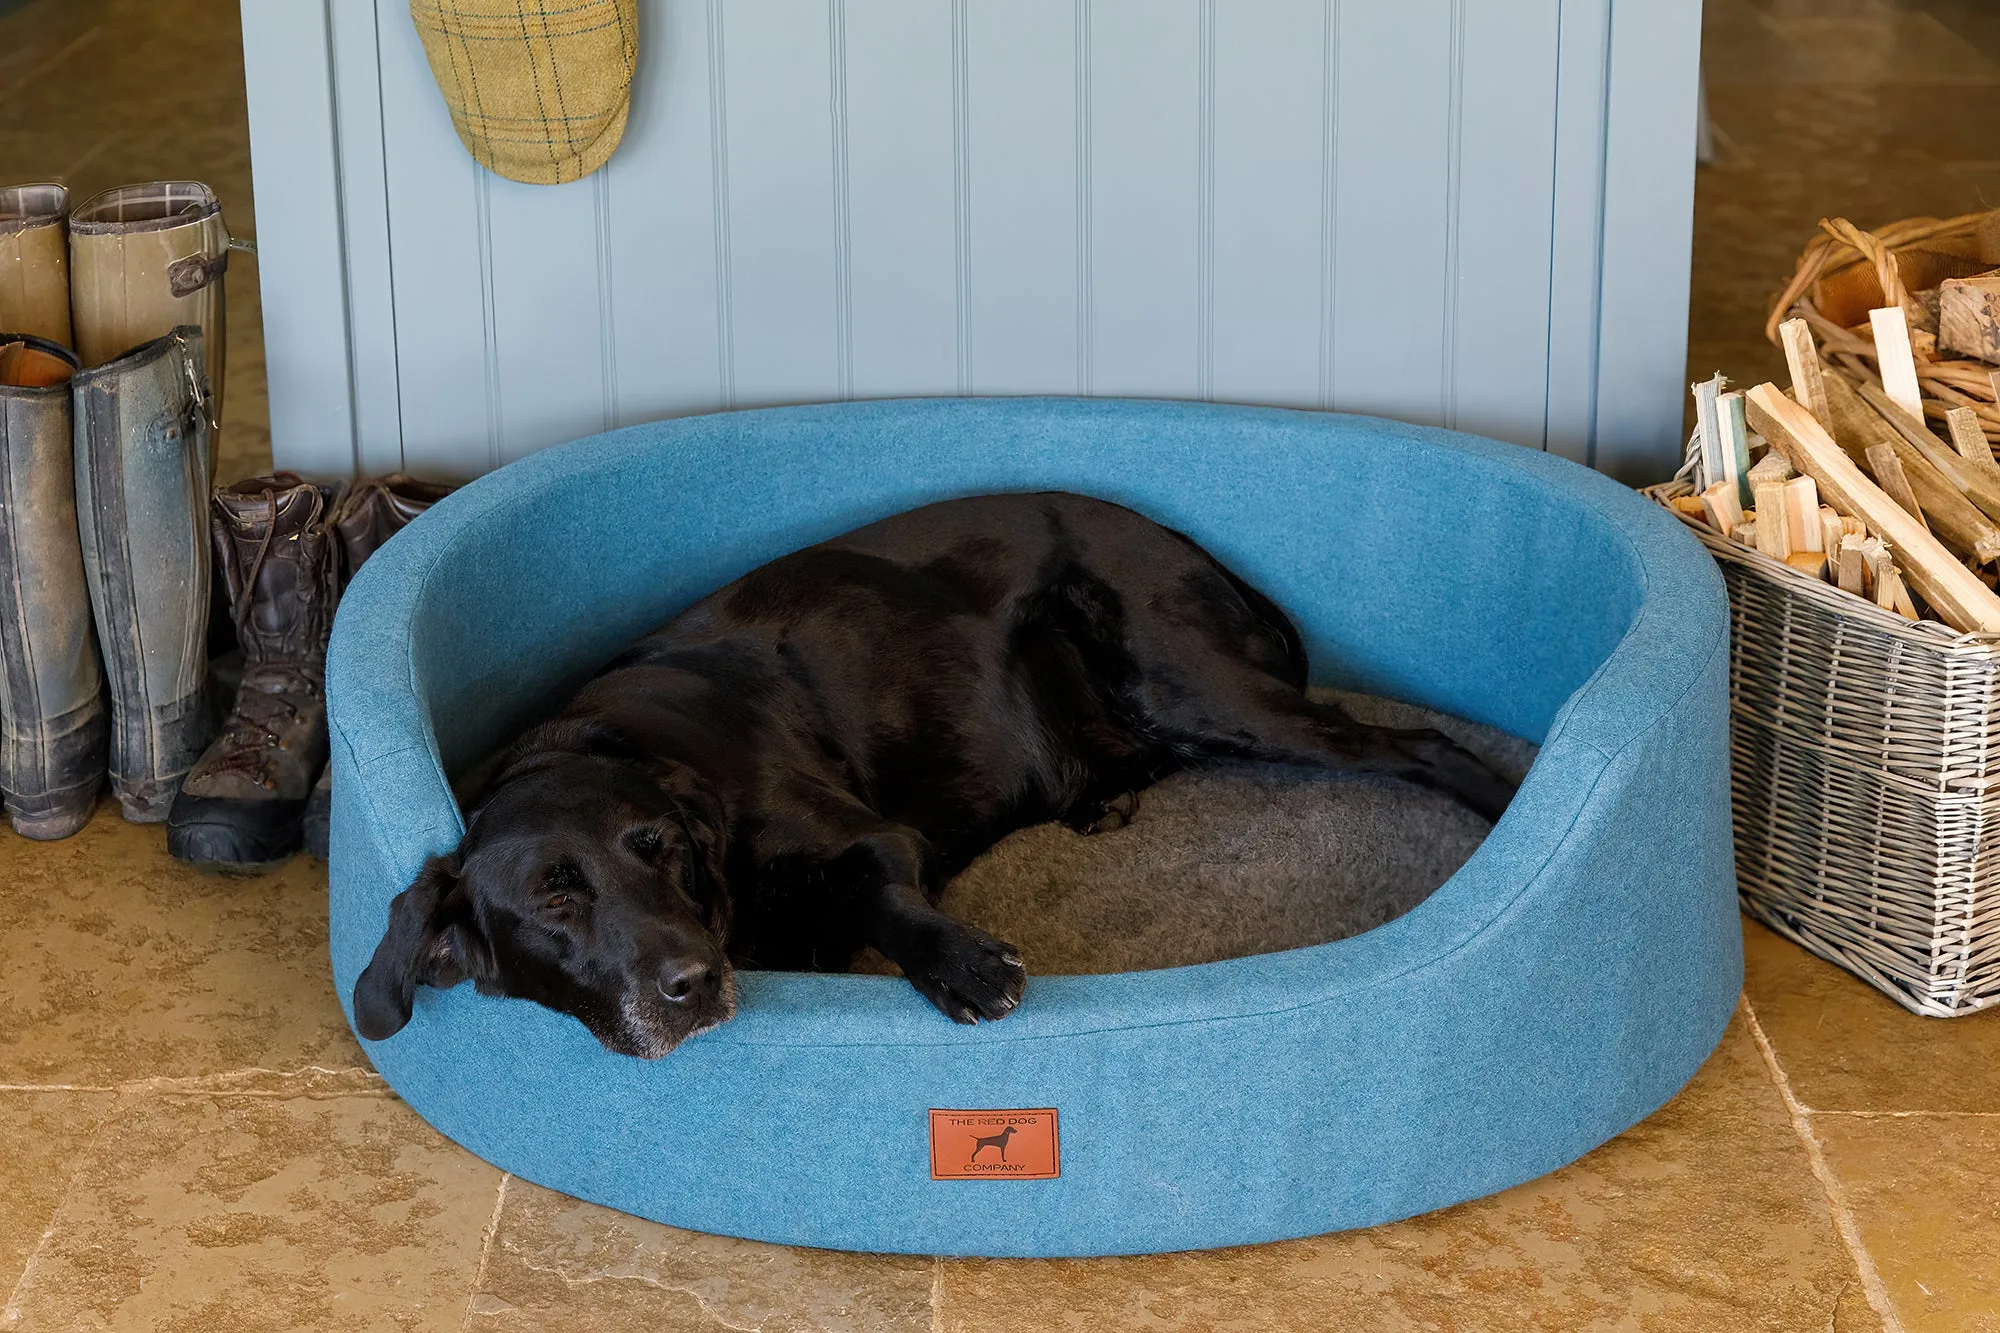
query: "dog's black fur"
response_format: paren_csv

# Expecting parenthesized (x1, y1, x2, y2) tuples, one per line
(354, 492, 1516, 1057)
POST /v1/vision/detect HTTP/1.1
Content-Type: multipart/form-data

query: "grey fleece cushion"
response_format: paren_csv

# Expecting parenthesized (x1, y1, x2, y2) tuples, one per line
(857, 691, 1538, 977)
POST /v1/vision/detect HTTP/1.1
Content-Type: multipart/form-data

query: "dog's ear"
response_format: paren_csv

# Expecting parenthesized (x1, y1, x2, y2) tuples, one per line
(658, 766, 731, 934)
(352, 853, 492, 1041)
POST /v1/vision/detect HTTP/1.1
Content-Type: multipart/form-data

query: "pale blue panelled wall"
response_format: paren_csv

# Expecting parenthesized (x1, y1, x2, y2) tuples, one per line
(240, 0, 1701, 485)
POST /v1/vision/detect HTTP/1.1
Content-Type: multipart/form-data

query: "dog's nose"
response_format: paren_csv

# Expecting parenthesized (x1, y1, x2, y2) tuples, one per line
(656, 957, 714, 1004)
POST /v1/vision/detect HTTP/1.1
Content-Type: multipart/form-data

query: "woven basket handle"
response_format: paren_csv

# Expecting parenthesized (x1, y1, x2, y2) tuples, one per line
(1765, 210, 1998, 347)
(1821, 219, 1908, 312)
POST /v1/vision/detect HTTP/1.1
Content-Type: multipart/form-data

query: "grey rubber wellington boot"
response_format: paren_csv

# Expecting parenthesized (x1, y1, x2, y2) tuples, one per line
(0, 335, 109, 838)
(72, 326, 217, 821)
(300, 473, 454, 860)
(168, 475, 339, 868)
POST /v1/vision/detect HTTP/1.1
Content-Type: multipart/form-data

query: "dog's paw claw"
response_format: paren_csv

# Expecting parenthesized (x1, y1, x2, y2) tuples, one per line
(905, 923, 1027, 1024)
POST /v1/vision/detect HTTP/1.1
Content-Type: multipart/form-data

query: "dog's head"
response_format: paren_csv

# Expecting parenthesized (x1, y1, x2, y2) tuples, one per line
(351, 718, 735, 1058)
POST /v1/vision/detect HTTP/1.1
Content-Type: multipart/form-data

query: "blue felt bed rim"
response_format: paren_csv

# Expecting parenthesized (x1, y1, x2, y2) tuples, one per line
(326, 397, 1740, 1257)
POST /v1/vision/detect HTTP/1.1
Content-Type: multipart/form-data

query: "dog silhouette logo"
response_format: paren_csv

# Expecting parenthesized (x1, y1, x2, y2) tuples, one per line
(929, 1108, 1059, 1180)
(969, 1124, 1017, 1162)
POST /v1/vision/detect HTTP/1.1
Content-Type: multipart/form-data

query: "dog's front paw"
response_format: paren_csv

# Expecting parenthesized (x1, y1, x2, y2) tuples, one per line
(903, 922, 1027, 1024)
(1062, 789, 1138, 836)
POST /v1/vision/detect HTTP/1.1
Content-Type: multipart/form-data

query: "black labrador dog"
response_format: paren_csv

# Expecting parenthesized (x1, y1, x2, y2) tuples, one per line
(354, 492, 1515, 1057)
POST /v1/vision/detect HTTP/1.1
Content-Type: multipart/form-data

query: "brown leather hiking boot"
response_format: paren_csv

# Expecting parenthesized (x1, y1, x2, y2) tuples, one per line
(166, 474, 338, 867)
(332, 472, 455, 586)
(301, 473, 454, 859)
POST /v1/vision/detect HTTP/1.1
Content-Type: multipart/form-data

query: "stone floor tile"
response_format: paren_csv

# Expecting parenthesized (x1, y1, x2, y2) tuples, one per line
(1741, 921, 2000, 1114)
(1815, 1113, 2000, 1333)
(464, 1178, 935, 1333)
(1, 1091, 499, 1332)
(0, 807, 362, 1087)
(0, 1092, 114, 1302)
(938, 1013, 1879, 1333)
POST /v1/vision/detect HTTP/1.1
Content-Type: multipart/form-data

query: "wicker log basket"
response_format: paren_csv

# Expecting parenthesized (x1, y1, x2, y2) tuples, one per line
(1649, 468, 2000, 1017)
(1638, 209, 2000, 1016)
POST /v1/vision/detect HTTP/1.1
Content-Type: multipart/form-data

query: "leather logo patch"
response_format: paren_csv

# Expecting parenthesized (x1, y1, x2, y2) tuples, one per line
(929, 1108, 1059, 1180)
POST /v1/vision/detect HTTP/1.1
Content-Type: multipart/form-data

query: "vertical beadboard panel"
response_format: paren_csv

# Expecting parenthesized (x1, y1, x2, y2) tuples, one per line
(240, 0, 355, 479)
(374, 0, 496, 479)
(603, 0, 723, 425)
(717, 0, 841, 406)
(1545, 0, 1612, 466)
(841, 0, 959, 397)
(1086, 0, 1201, 397)
(1593, 0, 1702, 483)
(963, 0, 1080, 395)
(326, 0, 405, 476)
(1329, 0, 1454, 425)
(1208, 0, 1329, 407)
(1448, 0, 1560, 448)
(275, 0, 1702, 480)
(486, 175, 610, 464)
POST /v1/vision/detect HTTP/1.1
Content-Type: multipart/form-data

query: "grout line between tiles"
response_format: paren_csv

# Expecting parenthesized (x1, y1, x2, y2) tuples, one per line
(1742, 996, 1906, 1333)
(458, 1172, 511, 1331)
(0, 1065, 383, 1097)
(0, 1095, 114, 1326)
(1807, 1108, 2000, 1119)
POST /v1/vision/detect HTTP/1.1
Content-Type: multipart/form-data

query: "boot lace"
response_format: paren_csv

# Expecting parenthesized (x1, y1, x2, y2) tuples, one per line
(203, 671, 317, 788)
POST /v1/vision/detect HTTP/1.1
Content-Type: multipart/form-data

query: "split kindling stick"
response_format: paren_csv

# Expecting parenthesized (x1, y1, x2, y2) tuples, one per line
(1747, 383, 2000, 632)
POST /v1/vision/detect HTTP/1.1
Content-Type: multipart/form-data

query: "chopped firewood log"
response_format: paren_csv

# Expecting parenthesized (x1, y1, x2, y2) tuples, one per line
(1819, 506, 1844, 556)
(1734, 520, 1758, 548)
(1746, 383, 2000, 632)
(1865, 443, 1928, 529)
(1785, 551, 1828, 579)
(1867, 546, 1918, 619)
(1854, 379, 2000, 526)
(1782, 476, 1822, 552)
(1937, 273, 2000, 364)
(1670, 495, 1709, 524)
(1719, 392, 1752, 506)
(1841, 515, 1866, 540)
(1692, 376, 1726, 491)
(1870, 306, 1926, 421)
(1837, 535, 1868, 594)
(1747, 450, 1794, 486)
(1892, 575, 1920, 620)
(1701, 483, 1745, 535)
(1862, 537, 1891, 600)
(1821, 374, 2000, 560)
(1778, 318, 1833, 429)
(1872, 563, 1898, 611)
(1753, 480, 1793, 559)
(1946, 407, 1999, 477)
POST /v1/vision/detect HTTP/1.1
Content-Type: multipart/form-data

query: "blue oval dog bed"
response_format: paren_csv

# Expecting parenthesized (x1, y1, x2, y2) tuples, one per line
(327, 398, 1739, 1258)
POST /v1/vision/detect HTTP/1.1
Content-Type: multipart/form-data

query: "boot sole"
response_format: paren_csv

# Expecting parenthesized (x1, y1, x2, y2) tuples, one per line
(166, 793, 307, 869)
(8, 803, 98, 841)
